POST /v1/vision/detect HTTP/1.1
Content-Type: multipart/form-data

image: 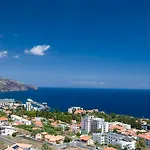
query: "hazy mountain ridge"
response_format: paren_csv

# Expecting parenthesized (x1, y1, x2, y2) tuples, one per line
(0, 77, 37, 92)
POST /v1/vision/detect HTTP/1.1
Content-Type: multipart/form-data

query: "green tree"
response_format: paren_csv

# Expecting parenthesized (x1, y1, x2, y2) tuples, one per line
(41, 142, 51, 150)
(64, 136, 72, 143)
(136, 138, 146, 150)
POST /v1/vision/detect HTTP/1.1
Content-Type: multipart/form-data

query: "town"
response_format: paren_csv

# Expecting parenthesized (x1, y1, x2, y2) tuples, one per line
(0, 99, 150, 150)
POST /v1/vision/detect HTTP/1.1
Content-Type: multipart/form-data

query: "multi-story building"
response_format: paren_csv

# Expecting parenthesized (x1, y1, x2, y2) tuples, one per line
(81, 116, 92, 133)
(93, 132, 136, 150)
(81, 116, 109, 133)
(26, 101, 32, 111)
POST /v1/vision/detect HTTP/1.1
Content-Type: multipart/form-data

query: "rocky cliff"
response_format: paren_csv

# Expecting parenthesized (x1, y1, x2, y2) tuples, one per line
(0, 77, 37, 92)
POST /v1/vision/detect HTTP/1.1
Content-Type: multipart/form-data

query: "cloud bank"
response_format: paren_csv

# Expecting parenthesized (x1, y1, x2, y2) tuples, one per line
(25, 45, 50, 56)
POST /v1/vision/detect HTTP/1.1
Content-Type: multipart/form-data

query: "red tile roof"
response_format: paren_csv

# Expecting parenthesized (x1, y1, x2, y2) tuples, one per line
(0, 117, 8, 121)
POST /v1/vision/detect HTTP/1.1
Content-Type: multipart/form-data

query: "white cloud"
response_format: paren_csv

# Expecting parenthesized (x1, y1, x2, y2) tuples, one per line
(0, 51, 7, 58)
(13, 55, 20, 59)
(69, 81, 97, 84)
(25, 45, 50, 56)
(100, 81, 106, 85)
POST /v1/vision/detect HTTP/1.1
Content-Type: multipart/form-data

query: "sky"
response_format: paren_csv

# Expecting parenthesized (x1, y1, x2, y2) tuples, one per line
(0, 0, 150, 88)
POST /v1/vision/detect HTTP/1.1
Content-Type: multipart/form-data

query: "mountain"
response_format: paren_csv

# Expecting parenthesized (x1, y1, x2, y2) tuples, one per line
(0, 77, 37, 92)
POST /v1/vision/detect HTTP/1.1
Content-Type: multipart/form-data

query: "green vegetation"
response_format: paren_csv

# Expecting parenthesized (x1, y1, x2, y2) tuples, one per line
(108, 144, 122, 150)
(64, 136, 72, 143)
(0, 111, 6, 117)
(12, 110, 81, 124)
(41, 142, 52, 150)
(136, 138, 146, 150)
(17, 123, 63, 136)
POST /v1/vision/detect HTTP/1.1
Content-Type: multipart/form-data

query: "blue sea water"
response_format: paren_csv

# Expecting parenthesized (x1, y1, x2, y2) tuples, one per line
(0, 88, 149, 118)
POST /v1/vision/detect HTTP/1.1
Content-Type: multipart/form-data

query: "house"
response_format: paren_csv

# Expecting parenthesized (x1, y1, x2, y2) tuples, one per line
(71, 120, 77, 124)
(0, 117, 8, 125)
(44, 135, 64, 144)
(11, 115, 31, 125)
(5, 143, 33, 150)
(70, 124, 80, 133)
(80, 135, 94, 145)
(50, 121, 58, 127)
(138, 132, 150, 147)
(34, 121, 43, 127)
(0, 126, 17, 136)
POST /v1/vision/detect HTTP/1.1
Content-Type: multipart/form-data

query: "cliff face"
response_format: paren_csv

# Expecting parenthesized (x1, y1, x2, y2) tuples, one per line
(0, 77, 37, 92)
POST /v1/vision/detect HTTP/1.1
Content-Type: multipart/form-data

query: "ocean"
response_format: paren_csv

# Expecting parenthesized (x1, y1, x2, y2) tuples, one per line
(0, 88, 149, 118)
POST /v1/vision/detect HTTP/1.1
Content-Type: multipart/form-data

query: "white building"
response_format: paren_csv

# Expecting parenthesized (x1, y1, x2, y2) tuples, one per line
(0, 99, 15, 107)
(109, 121, 131, 130)
(93, 132, 136, 150)
(81, 116, 109, 133)
(68, 107, 83, 113)
(0, 126, 16, 136)
(26, 101, 32, 111)
(93, 133, 105, 145)
(11, 115, 31, 125)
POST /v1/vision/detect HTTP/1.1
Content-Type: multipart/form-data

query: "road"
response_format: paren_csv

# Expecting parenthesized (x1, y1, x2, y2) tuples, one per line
(0, 135, 15, 145)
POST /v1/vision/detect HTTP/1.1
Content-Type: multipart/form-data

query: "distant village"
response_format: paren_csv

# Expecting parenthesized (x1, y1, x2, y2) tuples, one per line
(0, 98, 150, 150)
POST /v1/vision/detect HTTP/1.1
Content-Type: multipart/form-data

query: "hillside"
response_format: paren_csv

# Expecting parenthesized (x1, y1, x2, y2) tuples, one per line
(0, 77, 37, 92)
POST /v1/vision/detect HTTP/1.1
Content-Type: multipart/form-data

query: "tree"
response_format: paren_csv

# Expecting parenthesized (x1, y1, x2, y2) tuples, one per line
(41, 142, 51, 150)
(136, 138, 146, 150)
(64, 136, 72, 143)
(76, 132, 81, 137)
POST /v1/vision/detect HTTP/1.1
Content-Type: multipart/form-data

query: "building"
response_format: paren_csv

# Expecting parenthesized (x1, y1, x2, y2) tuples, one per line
(93, 133, 105, 145)
(141, 124, 150, 131)
(68, 107, 83, 113)
(0, 99, 15, 107)
(81, 116, 92, 133)
(80, 135, 94, 145)
(81, 116, 109, 133)
(109, 122, 131, 130)
(26, 101, 32, 111)
(5, 143, 33, 150)
(0, 117, 8, 125)
(91, 118, 109, 133)
(0, 126, 16, 136)
(138, 132, 150, 147)
(93, 132, 136, 150)
(11, 115, 31, 125)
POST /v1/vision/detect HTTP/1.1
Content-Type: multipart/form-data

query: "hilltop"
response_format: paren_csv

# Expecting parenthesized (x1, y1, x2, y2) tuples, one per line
(0, 77, 37, 92)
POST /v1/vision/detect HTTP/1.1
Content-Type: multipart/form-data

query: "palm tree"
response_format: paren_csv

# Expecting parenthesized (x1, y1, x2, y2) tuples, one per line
(136, 138, 146, 150)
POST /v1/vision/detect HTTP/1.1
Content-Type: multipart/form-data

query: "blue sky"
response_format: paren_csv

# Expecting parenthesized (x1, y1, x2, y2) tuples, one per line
(0, 0, 150, 88)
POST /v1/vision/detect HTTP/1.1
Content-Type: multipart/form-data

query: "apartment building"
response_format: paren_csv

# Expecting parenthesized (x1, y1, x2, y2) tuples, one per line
(26, 101, 32, 111)
(81, 116, 109, 133)
(81, 116, 92, 133)
(93, 132, 136, 150)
